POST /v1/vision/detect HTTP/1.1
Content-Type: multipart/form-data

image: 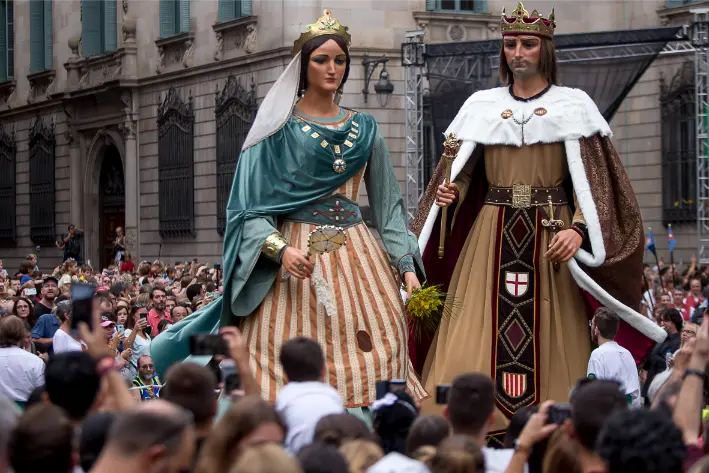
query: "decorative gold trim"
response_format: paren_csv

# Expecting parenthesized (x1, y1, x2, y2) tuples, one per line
(262, 232, 289, 262)
(511, 184, 532, 209)
(292, 9, 351, 56)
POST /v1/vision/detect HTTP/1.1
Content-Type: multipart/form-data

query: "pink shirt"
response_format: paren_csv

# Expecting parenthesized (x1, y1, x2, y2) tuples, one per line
(147, 308, 172, 335)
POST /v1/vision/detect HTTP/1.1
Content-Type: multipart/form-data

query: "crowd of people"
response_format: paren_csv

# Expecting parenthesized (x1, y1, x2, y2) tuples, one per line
(0, 247, 704, 473)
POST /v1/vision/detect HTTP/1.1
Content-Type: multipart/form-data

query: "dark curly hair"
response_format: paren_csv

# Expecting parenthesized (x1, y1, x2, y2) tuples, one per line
(597, 408, 686, 473)
(372, 391, 419, 455)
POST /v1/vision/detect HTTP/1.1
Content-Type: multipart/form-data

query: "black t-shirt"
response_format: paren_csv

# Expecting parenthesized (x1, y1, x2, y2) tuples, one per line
(33, 301, 53, 318)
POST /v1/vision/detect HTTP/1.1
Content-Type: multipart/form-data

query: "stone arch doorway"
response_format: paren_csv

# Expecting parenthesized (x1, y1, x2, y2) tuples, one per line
(83, 129, 126, 269)
(99, 145, 125, 268)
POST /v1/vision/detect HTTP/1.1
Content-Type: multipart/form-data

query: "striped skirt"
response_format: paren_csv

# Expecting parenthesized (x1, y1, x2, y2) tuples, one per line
(240, 220, 427, 408)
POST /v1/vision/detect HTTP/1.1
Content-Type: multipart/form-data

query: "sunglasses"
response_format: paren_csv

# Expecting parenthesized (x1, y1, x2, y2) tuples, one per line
(140, 364, 154, 369)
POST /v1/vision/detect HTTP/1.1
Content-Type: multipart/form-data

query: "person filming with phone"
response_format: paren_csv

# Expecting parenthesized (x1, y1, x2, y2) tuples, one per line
(131, 355, 161, 402)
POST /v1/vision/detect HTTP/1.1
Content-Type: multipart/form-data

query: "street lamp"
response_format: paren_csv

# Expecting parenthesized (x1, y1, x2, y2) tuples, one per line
(362, 54, 394, 107)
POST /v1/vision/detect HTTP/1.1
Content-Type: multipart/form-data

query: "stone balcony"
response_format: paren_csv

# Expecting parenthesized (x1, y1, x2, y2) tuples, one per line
(63, 17, 138, 95)
(412, 10, 499, 43)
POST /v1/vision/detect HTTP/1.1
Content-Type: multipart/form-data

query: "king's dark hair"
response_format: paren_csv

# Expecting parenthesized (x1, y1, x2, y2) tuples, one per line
(298, 34, 351, 95)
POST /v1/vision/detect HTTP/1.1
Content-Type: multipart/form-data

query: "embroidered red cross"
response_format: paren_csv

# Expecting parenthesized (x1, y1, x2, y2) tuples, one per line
(505, 273, 528, 297)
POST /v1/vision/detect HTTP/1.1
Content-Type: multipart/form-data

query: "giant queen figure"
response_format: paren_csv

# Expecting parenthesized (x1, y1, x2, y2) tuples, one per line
(412, 2, 666, 437)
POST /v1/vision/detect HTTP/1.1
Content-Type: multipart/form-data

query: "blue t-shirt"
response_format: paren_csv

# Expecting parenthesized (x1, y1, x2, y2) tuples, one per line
(31, 313, 61, 340)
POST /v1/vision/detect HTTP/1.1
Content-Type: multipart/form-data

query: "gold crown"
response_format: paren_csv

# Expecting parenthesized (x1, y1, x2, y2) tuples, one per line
(292, 9, 352, 56)
(501, 2, 555, 39)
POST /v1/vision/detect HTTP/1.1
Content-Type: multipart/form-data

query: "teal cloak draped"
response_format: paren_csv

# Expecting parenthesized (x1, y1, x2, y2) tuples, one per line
(151, 110, 378, 376)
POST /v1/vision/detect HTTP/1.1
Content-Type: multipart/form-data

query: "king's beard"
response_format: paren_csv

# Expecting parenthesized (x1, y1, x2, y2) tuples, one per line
(508, 59, 541, 82)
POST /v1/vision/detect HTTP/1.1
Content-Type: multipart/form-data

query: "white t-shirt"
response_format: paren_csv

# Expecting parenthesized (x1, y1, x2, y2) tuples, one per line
(587, 341, 641, 407)
(0, 346, 45, 402)
(52, 328, 85, 354)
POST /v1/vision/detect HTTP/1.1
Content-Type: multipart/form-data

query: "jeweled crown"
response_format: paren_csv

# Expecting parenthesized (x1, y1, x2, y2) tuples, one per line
(292, 9, 352, 56)
(501, 2, 555, 39)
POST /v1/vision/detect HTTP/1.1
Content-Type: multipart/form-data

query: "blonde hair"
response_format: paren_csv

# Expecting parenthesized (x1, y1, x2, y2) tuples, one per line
(339, 440, 384, 473)
(542, 429, 581, 473)
(427, 436, 485, 473)
(228, 444, 302, 473)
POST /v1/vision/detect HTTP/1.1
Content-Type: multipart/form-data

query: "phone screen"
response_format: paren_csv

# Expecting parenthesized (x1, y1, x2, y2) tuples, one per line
(71, 283, 96, 333)
(189, 334, 229, 357)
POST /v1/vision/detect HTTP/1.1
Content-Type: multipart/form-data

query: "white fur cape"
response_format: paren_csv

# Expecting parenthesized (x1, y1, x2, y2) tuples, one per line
(418, 85, 666, 344)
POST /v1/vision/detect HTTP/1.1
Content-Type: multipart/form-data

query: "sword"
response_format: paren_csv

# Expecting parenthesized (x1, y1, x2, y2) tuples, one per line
(438, 133, 462, 259)
(541, 196, 564, 272)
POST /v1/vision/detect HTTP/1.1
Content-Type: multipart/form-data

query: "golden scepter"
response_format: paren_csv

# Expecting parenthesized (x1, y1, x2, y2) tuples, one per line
(438, 133, 463, 259)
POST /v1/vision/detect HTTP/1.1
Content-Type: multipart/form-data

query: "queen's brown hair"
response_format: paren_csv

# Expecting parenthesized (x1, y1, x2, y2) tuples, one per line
(499, 36, 558, 86)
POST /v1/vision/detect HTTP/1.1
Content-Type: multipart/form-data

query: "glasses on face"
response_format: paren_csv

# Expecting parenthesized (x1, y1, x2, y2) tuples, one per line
(141, 364, 154, 369)
(682, 329, 697, 335)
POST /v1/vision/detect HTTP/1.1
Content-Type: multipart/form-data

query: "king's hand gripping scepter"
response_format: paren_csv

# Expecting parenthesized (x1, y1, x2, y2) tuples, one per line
(438, 133, 463, 259)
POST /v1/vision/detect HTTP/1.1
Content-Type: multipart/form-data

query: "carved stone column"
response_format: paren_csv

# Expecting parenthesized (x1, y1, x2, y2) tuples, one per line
(65, 108, 83, 228)
(120, 91, 139, 260)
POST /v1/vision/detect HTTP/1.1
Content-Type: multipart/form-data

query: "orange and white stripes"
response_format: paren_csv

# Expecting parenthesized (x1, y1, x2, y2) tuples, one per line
(240, 169, 426, 408)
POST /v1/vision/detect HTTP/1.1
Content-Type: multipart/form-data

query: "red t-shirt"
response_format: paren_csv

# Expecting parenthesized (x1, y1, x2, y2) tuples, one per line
(121, 261, 135, 273)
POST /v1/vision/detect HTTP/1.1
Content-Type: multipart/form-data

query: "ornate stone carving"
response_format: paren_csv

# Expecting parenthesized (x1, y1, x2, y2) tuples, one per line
(214, 31, 224, 61)
(155, 33, 195, 73)
(212, 16, 258, 61)
(244, 24, 256, 54)
(448, 24, 465, 41)
(156, 46, 166, 74)
(122, 0, 128, 14)
(182, 39, 194, 68)
(0, 80, 17, 108)
(26, 70, 56, 104)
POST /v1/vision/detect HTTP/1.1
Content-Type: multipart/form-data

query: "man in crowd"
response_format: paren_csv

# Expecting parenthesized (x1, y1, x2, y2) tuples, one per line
(276, 337, 345, 454)
(0, 316, 45, 406)
(672, 287, 689, 321)
(587, 308, 641, 406)
(56, 224, 84, 263)
(45, 352, 102, 425)
(88, 401, 196, 473)
(0, 396, 19, 473)
(686, 277, 704, 320)
(160, 362, 218, 465)
(568, 380, 628, 473)
(8, 404, 74, 473)
(34, 275, 58, 317)
(641, 308, 683, 404)
(443, 373, 517, 472)
(171, 305, 189, 323)
(148, 287, 172, 335)
(132, 355, 162, 402)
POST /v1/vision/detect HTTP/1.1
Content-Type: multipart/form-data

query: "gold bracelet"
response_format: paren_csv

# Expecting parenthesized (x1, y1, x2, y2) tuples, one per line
(262, 232, 289, 263)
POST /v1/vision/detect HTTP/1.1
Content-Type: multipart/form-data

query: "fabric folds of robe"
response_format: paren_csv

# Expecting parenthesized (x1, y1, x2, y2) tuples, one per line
(151, 112, 377, 377)
(410, 133, 651, 370)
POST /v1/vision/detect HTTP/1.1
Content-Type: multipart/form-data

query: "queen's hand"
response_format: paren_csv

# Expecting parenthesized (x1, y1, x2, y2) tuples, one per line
(544, 229, 582, 263)
(404, 272, 422, 300)
(282, 247, 314, 280)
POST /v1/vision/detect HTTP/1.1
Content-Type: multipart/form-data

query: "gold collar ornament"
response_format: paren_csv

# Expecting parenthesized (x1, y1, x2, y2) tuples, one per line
(501, 1, 556, 39)
(292, 9, 352, 56)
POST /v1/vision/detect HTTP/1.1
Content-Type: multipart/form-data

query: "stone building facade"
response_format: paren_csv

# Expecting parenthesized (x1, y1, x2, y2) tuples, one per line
(0, 0, 699, 272)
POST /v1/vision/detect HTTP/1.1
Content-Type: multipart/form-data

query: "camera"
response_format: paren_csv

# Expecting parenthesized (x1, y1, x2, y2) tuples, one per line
(214, 263, 221, 270)
(547, 404, 572, 425)
(435, 385, 451, 405)
(375, 379, 407, 400)
(221, 360, 242, 393)
(189, 334, 229, 357)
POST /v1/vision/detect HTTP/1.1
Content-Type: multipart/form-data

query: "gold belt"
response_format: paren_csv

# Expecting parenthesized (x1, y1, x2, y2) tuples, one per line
(484, 185, 568, 209)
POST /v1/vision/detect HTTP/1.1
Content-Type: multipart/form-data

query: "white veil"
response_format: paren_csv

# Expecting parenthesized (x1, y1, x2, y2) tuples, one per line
(242, 52, 302, 151)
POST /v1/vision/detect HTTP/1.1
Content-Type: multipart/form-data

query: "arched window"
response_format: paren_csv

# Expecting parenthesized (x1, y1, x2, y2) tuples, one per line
(0, 123, 15, 246)
(28, 115, 55, 245)
(214, 75, 255, 236)
(661, 61, 697, 225)
(157, 87, 195, 238)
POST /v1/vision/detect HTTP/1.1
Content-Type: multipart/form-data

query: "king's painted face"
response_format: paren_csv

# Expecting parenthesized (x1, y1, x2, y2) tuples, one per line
(503, 35, 542, 80)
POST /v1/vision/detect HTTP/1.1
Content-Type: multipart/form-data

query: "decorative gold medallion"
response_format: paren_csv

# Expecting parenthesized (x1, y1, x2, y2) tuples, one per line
(501, 110, 513, 119)
(321, 140, 328, 148)
(534, 107, 547, 116)
(302, 125, 311, 132)
(344, 140, 353, 148)
(334, 144, 341, 154)
(348, 133, 357, 139)
(352, 121, 359, 128)
(333, 158, 347, 173)
(311, 132, 320, 138)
